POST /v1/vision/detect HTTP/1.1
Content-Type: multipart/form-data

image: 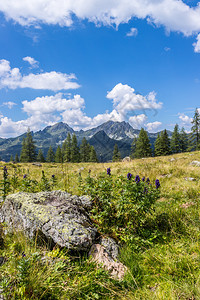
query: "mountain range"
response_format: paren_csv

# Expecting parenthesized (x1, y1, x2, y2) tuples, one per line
(0, 121, 172, 162)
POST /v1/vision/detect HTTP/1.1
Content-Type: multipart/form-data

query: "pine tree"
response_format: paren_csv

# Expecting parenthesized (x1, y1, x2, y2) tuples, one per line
(10, 154, 14, 162)
(160, 130, 170, 155)
(179, 127, 188, 152)
(15, 153, 19, 163)
(112, 144, 121, 162)
(170, 124, 180, 154)
(89, 146, 98, 162)
(55, 146, 63, 163)
(130, 137, 137, 159)
(190, 108, 200, 150)
(154, 133, 162, 156)
(37, 149, 45, 162)
(70, 134, 80, 163)
(20, 129, 37, 162)
(63, 133, 71, 162)
(46, 146, 55, 162)
(134, 128, 152, 158)
(80, 137, 90, 162)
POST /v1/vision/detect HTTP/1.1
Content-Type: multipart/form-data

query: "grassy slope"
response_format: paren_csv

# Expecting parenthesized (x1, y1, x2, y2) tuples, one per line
(1, 151, 200, 299)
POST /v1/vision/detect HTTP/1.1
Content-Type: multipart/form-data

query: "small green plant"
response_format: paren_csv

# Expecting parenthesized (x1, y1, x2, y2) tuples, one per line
(0, 166, 11, 200)
(39, 170, 51, 191)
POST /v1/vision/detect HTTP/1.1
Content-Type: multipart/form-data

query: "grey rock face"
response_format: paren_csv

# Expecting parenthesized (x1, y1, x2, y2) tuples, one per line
(190, 160, 200, 167)
(100, 237, 119, 260)
(0, 191, 97, 251)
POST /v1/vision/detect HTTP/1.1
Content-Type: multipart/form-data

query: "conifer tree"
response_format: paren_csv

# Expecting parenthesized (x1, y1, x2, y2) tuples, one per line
(170, 124, 180, 154)
(63, 133, 71, 162)
(15, 153, 19, 163)
(190, 108, 200, 150)
(89, 146, 98, 162)
(55, 146, 63, 163)
(112, 144, 121, 162)
(160, 129, 170, 155)
(154, 133, 162, 156)
(80, 137, 90, 162)
(179, 127, 188, 152)
(20, 129, 36, 162)
(37, 149, 45, 162)
(134, 128, 152, 158)
(10, 154, 14, 162)
(46, 146, 55, 162)
(70, 134, 80, 162)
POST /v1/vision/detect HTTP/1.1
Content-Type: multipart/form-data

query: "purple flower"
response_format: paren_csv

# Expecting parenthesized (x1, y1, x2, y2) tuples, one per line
(143, 187, 148, 194)
(142, 176, 145, 182)
(127, 173, 132, 180)
(22, 252, 26, 257)
(155, 179, 160, 189)
(52, 174, 55, 178)
(23, 174, 27, 179)
(135, 175, 140, 183)
(107, 168, 111, 176)
(146, 178, 150, 184)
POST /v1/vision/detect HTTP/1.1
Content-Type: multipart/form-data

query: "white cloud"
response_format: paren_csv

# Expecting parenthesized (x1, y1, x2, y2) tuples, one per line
(23, 56, 39, 68)
(3, 101, 16, 109)
(164, 47, 171, 52)
(128, 114, 147, 129)
(193, 33, 200, 53)
(146, 121, 162, 132)
(178, 113, 193, 125)
(126, 27, 138, 37)
(0, 59, 80, 91)
(0, 83, 163, 137)
(1, 0, 200, 37)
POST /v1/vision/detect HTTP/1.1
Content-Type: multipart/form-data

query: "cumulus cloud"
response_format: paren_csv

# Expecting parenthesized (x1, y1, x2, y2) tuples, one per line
(193, 33, 200, 53)
(23, 56, 39, 68)
(2, 101, 16, 109)
(126, 27, 138, 37)
(178, 113, 193, 125)
(1, 0, 200, 37)
(0, 59, 80, 91)
(0, 83, 163, 137)
(146, 121, 162, 132)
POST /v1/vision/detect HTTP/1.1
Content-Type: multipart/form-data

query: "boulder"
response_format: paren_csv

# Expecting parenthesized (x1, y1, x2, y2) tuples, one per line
(122, 156, 131, 162)
(190, 161, 200, 167)
(0, 191, 97, 251)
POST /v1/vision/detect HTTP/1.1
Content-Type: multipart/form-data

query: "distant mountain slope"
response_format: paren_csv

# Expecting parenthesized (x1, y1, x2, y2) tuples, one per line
(0, 121, 172, 162)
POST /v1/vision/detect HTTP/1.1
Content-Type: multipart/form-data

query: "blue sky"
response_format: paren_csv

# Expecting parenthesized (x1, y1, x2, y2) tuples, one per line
(0, 0, 200, 138)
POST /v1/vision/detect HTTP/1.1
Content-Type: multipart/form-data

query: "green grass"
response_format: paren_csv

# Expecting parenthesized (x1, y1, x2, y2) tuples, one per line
(1, 151, 200, 299)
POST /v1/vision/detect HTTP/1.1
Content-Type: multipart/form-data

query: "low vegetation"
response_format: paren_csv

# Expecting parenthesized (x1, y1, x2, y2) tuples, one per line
(0, 150, 200, 299)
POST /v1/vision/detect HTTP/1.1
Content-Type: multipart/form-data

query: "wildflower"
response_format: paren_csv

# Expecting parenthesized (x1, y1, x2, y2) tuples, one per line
(155, 179, 160, 189)
(3, 166, 7, 175)
(23, 174, 27, 179)
(146, 178, 150, 184)
(135, 175, 140, 183)
(22, 252, 26, 257)
(52, 174, 55, 178)
(142, 176, 145, 182)
(127, 173, 132, 180)
(143, 187, 148, 194)
(88, 169, 91, 174)
(107, 168, 111, 176)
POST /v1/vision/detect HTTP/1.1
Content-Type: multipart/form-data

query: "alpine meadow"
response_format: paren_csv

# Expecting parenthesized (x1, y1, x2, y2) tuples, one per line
(1, 0, 200, 299)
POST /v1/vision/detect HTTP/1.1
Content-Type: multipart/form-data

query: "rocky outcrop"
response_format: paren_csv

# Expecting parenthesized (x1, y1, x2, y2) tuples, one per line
(0, 191, 97, 251)
(190, 160, 200, 167)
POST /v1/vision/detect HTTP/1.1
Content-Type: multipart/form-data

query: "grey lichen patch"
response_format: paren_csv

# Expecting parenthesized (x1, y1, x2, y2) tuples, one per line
(0, 191, 97, 251)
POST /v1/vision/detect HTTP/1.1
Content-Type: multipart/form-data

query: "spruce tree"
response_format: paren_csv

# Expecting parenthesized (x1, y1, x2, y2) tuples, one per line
(179, 127, 188, 152)
(70, 134, 80, 163)
(160, 130, 170, 155)
(20, 129, 36, 162)
(37, 149, 45, 162)
(190, 108, 200, 150)
(15, 153, 19, 163)
(134, 128, 152, 158)
(154, 133, 162, 156)
(89, 146, 98, 162)
(63, 133, 71, 162)
(170, 124, 180, 154)
(112, 144, 121, 162)
(46, 146, 55, 162)
(55, 146, 63, 163)
(80, 137, 90, 162)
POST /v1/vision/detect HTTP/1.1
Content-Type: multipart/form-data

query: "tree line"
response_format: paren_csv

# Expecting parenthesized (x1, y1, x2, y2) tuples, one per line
(14, 131, 98, 163)
(112, 108, 200, 160)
